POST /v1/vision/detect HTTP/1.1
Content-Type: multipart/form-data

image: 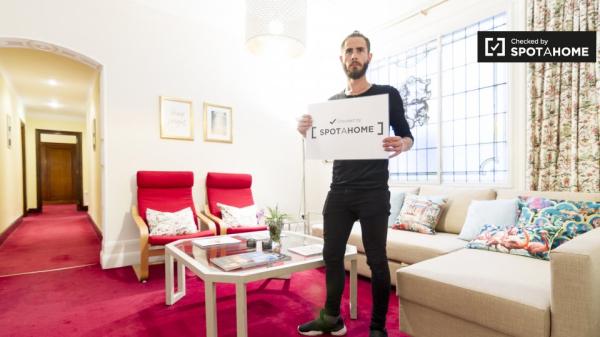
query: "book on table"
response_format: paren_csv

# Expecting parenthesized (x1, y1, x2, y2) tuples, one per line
(288, 244, 324, 257)
(192, 236, 241, 248)
(210, 251, 291, 271)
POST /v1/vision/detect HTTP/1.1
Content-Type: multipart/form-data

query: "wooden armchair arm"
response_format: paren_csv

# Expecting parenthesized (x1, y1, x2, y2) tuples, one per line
(204, 204, 226, 235)
(131, 205, 149, 243)
(197, 212, 217, 235)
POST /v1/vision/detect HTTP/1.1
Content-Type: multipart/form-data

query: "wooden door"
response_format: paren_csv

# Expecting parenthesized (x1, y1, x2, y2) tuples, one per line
(41, 143, 77, 204)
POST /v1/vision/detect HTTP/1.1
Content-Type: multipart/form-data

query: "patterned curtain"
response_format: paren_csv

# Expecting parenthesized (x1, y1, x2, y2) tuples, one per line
(527, 0, 599, 192)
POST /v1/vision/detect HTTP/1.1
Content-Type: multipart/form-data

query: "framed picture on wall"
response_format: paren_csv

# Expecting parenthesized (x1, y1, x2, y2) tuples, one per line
(159, 96, 194, 140)
(6, 114, 11, 149)
(92, 118, 97, 151)
(203, 102, 232, 143)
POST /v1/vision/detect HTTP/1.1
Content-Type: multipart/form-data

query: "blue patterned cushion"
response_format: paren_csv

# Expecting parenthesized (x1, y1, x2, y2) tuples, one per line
(468, 197, 599, 260)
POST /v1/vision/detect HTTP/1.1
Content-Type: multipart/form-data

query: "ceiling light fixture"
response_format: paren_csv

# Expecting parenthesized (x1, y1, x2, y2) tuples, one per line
(47, 79, 58, 86)
(245, 0, 307, 58)
(48, 100, 61, 109)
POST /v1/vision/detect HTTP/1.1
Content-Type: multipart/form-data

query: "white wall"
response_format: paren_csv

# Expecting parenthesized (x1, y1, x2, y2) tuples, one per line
(0, 0, 326, 267)
(0, 72, 25, 233)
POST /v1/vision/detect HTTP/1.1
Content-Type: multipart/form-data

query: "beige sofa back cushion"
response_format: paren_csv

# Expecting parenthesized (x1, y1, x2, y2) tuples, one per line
(418, 186, 496, 234)
(496, 190, 599, 202)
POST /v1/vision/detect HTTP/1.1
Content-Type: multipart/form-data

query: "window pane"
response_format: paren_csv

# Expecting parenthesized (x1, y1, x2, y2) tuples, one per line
(466, 63, 479, 91)
(453, 119, 466, 145)
(453, 66, 466, 93)
(466, 117, 479, 144)
(466, 144, 480, 171)
(466, 90, 478, 117)
(453, 38, 466, 67)
(480, 63, 494, 87)
(454, 146, 466, 171)
(442, 44, 452, 70)
(442, 96, 453, 121)
(442, 121, 453, 145)
(496, 83, 507, 113)
(480, 114, 494, 143)
(453, 93, 466, 119)
(371, 13, 508, 185)
(442, 147, 453, 172)
(480, 86, 494, 115)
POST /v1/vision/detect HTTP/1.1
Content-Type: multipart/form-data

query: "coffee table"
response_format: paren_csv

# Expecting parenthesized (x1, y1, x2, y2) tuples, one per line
(165, 231, 358, 337)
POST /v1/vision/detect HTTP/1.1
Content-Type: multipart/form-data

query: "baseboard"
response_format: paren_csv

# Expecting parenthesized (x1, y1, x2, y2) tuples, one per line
(0, 216, 23, 246)
(77, 204, 88, 212)
(100, 239, 140, 269)
(86, 213, 103, 240)
(27, 208, 41, 214)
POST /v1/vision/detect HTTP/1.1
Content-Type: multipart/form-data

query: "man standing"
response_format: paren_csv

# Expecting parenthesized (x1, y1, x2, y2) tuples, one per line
(297, 31, 413, 337)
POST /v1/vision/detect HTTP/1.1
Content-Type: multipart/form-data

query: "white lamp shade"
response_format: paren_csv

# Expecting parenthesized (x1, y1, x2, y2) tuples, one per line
(246, 0, 307, 58)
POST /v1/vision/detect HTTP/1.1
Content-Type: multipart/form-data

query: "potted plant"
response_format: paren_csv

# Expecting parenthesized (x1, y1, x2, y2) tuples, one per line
(266, 205, 289, 245)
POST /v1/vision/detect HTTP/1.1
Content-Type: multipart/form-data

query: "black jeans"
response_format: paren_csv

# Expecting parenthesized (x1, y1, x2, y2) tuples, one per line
(322, 188, 391, 331)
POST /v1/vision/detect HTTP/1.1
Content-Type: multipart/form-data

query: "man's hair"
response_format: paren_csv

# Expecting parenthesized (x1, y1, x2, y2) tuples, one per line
(340, 30, 370, 52)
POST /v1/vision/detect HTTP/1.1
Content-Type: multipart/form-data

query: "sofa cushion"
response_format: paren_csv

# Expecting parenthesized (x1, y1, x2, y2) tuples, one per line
(458, 198, 519, 241)
(312, 224, 465, 264)
(419, 186, 496, 234)
(392, 194, 446, 234)
(146, 207, 197, 236)
(397, 249, 550, 337)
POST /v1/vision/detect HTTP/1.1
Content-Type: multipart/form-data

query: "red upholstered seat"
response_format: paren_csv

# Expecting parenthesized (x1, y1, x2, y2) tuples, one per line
(131, 171, 216, 282)
(204, 172, 267, 235)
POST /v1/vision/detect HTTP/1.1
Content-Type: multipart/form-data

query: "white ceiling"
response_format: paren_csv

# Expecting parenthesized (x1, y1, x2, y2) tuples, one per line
(0, 47, 98, 117)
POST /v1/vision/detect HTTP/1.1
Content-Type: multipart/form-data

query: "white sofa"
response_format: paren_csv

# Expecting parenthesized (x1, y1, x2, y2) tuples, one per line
(311, 187, 600, 337)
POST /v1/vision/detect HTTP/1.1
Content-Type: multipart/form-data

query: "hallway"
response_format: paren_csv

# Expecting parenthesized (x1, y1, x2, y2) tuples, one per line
(0, 204, 100, 277)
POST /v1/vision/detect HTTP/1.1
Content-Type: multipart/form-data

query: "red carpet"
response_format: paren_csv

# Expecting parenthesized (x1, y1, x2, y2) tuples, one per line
(0, 204, 100, 276)
(0, 265, 409, 337)
(0, 204, 410, 337)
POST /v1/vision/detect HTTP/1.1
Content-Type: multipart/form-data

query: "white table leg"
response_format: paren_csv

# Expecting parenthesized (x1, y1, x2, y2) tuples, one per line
(350, 258, 357, 319)
(166, 252, 175, 305)
(205, 280, 217, 337)
(166, 252, 186, 305)
(177, 259, 186, 298)
(236, 282, 248, 337)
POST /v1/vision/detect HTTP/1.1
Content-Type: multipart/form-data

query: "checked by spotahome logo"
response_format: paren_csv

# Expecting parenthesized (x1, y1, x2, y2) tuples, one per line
(478, 31, 596, 62)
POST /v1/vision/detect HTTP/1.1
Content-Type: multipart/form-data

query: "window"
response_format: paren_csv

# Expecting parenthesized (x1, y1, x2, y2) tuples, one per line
(369, 13, 508, 184)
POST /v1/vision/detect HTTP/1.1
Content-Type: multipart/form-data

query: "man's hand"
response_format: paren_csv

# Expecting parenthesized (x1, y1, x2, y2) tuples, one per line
(383, 136, 413, 158)
(297, 114, 313, 137)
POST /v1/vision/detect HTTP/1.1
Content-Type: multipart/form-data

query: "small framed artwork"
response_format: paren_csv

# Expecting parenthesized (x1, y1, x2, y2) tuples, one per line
(6, 114, 12, 149)
(203, 102, 232, 143)
(92, 118, 97, 151)
(159, 96, 194, 140)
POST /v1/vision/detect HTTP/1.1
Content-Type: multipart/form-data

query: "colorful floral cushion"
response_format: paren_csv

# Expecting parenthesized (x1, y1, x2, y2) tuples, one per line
(391, 194, 446, 234)
(146, 207, 197, 236)
(217, 203, 258, 228)
(467, 197, 599, 260)
(467, 224, 553, 260)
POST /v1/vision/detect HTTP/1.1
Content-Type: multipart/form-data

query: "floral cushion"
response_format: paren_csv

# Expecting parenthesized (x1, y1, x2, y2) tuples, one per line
(391, 194, 445, 234)
(467, 197, 599, 260)
(146, 207, 197, 236)
(217, 203, 258, 228)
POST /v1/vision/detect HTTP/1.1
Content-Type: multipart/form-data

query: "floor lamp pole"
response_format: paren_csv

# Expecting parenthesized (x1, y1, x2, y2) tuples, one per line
(301, 137, 308, 235)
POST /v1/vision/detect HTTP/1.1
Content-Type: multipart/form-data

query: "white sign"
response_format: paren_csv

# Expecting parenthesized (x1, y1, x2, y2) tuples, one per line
(306, 94, 389, 160)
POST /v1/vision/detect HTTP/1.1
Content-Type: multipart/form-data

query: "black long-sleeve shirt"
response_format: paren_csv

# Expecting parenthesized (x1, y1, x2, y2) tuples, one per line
(329, 84, 413, 190)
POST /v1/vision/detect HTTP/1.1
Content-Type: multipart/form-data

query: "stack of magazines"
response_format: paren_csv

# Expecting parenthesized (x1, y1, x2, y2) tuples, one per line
(210, 251, 291, 271)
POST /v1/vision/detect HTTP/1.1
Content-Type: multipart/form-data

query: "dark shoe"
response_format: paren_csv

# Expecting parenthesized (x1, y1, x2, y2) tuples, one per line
(369, 329, 388, 337)
(297, 309, 347, 336)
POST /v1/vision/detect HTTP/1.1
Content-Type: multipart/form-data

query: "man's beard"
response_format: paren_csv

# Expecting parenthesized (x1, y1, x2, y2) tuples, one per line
(343, 61, 369, 80)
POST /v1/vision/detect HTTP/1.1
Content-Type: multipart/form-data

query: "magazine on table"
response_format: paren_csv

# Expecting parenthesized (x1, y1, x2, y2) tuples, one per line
(192, 236, 241, 248)
(288, 244, 324, 257)
(210, 251, 291, 271)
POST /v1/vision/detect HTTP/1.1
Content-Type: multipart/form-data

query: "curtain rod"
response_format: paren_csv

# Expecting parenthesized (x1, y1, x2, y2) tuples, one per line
(375, 0, 450, 31)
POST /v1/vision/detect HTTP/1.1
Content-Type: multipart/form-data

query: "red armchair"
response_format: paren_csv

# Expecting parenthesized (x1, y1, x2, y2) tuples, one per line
(131, 171, 216, 282)
(203, 172, 267, 235)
